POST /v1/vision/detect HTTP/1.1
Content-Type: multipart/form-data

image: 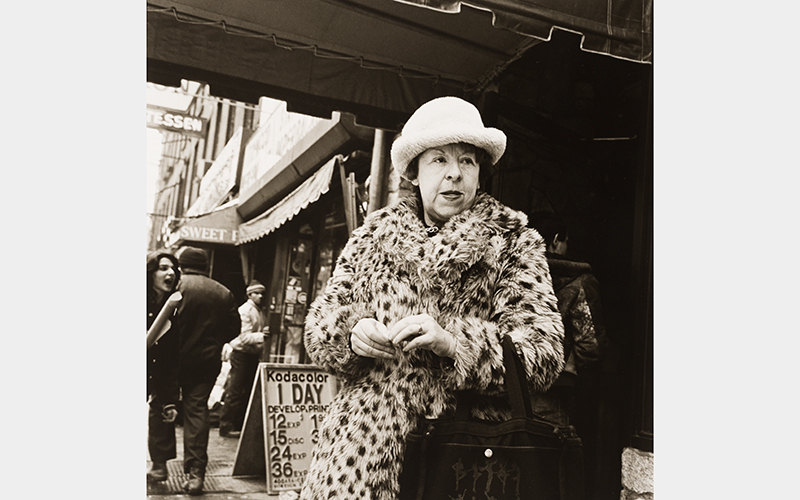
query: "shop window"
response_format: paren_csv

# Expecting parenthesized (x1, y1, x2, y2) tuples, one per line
(311, 214, 346, 302)
(265, 201, 348, 365)
(267, 237, 313, 364)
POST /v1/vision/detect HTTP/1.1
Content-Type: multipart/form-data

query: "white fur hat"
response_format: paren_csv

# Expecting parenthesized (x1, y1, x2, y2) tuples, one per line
(390, 96, 507, 179)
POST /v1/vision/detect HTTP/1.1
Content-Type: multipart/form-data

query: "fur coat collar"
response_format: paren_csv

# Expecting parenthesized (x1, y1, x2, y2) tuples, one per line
(369, 190, 528, 287)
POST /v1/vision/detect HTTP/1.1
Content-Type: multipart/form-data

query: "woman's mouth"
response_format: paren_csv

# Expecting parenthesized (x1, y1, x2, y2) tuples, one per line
(440, 190, 462, 200)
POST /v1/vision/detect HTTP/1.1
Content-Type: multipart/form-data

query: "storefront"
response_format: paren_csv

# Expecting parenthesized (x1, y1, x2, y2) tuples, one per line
(234, 109, 374, 364)
(236, 155, 371, 364)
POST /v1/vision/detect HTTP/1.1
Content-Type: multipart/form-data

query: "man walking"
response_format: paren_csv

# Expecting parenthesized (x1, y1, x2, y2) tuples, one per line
(219, 280, 269, 438)
(528, 212, 609, 425)
(173, 246, 240, 495)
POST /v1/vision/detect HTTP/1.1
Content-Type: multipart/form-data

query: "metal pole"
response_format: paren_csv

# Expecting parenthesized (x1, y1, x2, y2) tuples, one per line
(339, 158, 355, 237)
(367, 129, 390, 214)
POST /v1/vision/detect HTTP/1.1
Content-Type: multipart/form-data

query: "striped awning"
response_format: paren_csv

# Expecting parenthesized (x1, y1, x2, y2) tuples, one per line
(236, 156, 337, 244)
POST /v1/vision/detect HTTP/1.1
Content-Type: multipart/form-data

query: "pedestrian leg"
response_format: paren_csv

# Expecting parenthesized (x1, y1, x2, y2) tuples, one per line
(148, 395, 177, 463)
(219, 350, 258, 435)
(181, 379, 214, 473)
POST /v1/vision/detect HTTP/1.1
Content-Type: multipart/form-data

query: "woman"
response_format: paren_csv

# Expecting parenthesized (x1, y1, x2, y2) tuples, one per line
(146, 251, 181, 482)
(300, 96, 565, 500)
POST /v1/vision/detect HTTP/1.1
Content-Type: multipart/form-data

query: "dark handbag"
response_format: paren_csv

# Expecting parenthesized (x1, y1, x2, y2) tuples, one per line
(399, 336, 584, 500)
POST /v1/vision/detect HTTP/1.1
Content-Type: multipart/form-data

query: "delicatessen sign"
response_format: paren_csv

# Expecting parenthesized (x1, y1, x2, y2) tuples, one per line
(146, 107, 206, 137)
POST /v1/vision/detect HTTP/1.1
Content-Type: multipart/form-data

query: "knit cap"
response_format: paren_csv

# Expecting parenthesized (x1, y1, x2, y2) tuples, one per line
(177, 247, 208, 271)
(246, 280, 266, 294)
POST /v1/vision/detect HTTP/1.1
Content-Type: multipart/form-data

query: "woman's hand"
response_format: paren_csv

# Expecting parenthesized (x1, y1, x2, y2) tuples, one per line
(351, 318, 397, 359)
(389, 314, 457, 359)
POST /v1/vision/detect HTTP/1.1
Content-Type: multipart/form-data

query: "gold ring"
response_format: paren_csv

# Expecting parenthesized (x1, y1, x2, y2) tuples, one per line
(417, 324, 423, 334)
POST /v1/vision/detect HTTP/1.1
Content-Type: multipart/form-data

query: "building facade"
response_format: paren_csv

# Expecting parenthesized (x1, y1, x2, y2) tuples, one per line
(147, 82, 261, 300)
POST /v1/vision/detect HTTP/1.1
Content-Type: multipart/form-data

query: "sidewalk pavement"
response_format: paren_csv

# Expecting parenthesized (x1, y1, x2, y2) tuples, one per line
(147, 424, 282, 499)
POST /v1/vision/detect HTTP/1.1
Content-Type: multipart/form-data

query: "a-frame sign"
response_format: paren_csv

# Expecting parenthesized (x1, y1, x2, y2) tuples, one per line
(231, 363, 337, 494)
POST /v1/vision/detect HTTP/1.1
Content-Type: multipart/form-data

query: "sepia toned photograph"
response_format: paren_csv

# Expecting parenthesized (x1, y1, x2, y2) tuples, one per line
(9, 2, 799, 499)
(145, 1, 652, 499)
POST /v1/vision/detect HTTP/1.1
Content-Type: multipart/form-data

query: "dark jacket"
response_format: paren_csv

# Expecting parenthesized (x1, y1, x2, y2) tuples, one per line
(546, 253, 609, 385)
(175, 271, 240, 382)
(147, 294, 180, 406)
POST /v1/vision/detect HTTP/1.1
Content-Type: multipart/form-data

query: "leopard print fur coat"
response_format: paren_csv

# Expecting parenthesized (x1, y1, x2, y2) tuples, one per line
(300, 191, 565, 500)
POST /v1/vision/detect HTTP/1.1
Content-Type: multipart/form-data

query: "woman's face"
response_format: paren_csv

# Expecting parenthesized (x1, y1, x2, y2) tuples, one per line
(412, 143, 480, 226)
(152, 257, 177, 296)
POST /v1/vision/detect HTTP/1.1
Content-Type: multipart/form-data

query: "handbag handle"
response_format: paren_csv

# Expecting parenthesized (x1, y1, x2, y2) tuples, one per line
(454, 336, 535, 420)
(502, 335, 534, 419)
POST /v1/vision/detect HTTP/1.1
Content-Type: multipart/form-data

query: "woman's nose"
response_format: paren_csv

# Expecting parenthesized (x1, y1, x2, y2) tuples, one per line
(444, 161, 462, 180)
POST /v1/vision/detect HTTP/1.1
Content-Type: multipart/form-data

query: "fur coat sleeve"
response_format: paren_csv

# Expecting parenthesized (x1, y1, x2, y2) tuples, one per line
(443, 223, 564, 394)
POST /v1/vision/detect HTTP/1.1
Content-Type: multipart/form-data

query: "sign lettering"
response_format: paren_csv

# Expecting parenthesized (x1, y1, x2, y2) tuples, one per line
(262, 364, 337, 493)
(146, 107, 206, 137)
(166, 225, 237, 246)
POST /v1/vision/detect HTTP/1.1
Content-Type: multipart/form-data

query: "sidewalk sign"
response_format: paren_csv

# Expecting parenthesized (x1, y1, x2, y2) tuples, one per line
(231, 363, 337, 494)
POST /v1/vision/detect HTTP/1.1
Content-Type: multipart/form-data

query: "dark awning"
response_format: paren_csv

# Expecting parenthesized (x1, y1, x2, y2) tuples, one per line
(166, 201, 242, 247)
(400, 0, 652, 63)
(147, 0, 650, 127)
(237, 156, 337, 244)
